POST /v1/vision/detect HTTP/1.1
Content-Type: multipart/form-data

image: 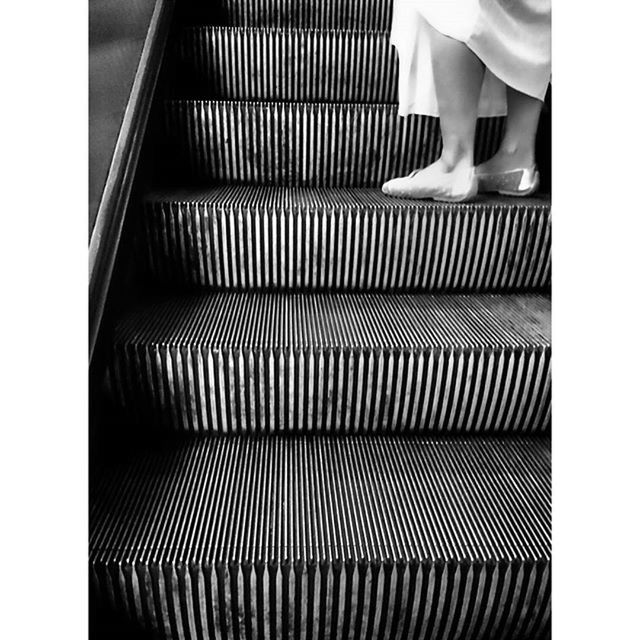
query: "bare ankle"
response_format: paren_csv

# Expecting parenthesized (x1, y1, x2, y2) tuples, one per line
(477, 144, 536, 174)
(439, 150, 474, 173)
(496, 143, 535, 168)
(439, 135, 475, 172)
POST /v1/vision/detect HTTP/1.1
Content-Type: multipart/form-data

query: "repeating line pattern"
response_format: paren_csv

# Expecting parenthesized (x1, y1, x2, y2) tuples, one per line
(141, 186, 551, 291)
(163, 100, 505, 187)
(91, 436, 551, 640)
(109, 292, 551, 434)
(175, 27, 397, 103)
(183, 0, 395, 31)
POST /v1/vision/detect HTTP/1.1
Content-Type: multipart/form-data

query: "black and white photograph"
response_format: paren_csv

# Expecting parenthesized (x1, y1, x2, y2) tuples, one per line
(89, 1, 552, 637)
(2, 1, 638, 639)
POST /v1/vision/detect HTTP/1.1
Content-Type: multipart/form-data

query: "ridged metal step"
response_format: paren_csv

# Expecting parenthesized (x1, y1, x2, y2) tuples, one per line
(142, 186, 551, 291)
(109, 292, 550, 434)
(175, 27, 397, 103)
(91, 435, 551, 640)
(163, 100, 504, 187)
(180, 0, 394, 31)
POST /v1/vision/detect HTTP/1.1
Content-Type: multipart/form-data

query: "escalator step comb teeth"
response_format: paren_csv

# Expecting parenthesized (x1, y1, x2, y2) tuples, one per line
(142, 186, 550, 291)
(110, 292, 550, 435)
(91, 436, 551, 640)
(185, 0, 395, 31)
(163, 100, 505, 187)
(175, 27, 398, 103)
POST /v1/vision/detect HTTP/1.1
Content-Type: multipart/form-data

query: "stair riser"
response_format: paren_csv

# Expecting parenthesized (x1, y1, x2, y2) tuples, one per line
(175, 28, 397, 103)
(179, 0, 394, 30)
(110, 346, 550, 434)
(92, 559, 550, 640)
(142, 199, 551, 291)
(163, 101, 504, 187)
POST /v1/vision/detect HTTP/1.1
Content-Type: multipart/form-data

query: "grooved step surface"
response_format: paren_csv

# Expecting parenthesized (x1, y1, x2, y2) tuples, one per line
(163, 100, 504, 187)
(181, 0, 394, 31)
(91, 435, 551, 640)
(110, 292, 550, 434)
(175, 27, 397, 102)
(142, 186, 551, 291)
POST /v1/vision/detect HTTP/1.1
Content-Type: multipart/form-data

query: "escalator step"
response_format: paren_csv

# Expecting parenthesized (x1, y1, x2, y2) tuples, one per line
(142, 186, 550, 291)
(110, 292, 550, 434)
(179, 0, 394, 31)
(174, 27, 397, 103)
(162, 100, 504, 187)
(91, 435, 551, 640)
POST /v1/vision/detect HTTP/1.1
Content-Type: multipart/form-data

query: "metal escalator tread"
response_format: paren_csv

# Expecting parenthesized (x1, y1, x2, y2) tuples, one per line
(163, 100, 505, 187)
(111, 292, 550, 434)
(91, 434, 551, 639)
(186, 0, 395, 31)
(174, 26, 398, 103)
(142, 185, 551, 291)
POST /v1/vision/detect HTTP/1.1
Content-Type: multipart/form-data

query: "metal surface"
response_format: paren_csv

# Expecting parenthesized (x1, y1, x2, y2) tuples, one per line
(109, 292, 550, 434)
(164, 100, 504, 186)
(141, 186, 550, 291)
(89, 0, 159, 234)
(90, 435, 551, 640)
(91, 0, 553, 634)
(175, 27, 397, 102)
(89, 0, 174, 362)
(180, 0, 394, 30)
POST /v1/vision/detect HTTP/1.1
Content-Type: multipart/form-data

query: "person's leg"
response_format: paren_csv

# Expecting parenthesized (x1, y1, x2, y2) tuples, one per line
(428, 23, 485, 173)
(477, 86, 543, 173)
(383, 21, 485, 201)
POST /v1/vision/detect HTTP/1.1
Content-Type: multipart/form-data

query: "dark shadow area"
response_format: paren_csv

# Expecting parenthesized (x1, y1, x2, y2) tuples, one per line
(537, 85, 552, 194)
(91, 593, 156, 639)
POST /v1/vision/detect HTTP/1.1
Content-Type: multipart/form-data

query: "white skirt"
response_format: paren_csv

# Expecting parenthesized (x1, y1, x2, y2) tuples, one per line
(391, 0, 551, 117)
